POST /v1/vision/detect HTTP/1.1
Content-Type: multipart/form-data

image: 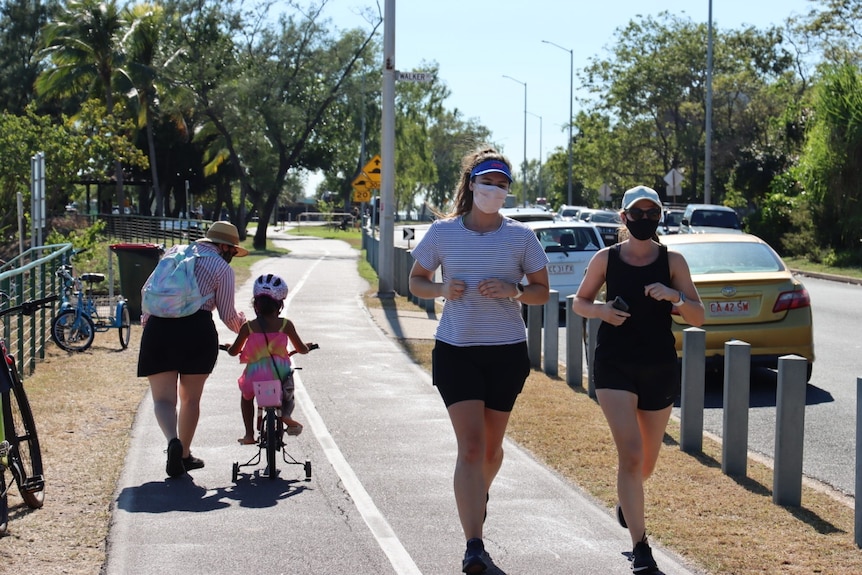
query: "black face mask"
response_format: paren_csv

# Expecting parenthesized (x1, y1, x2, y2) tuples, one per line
(625, 217, 659, 241)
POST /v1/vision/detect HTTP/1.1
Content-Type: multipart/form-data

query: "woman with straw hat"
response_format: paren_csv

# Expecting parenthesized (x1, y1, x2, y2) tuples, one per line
(137, 221, 248, 478)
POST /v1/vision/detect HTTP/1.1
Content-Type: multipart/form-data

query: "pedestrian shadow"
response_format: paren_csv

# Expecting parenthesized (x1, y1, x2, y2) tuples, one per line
(116, 479, 231, 513)
(116, 475, 310, 514)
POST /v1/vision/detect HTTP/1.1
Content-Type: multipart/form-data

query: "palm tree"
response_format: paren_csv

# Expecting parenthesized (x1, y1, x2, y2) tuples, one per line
(123, 3, 168, 216)
(36, 0, 128, 211)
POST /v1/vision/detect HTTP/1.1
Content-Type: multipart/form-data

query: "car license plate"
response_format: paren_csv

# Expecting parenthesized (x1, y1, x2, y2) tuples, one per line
(548, 263, 575, 275)
(709, 300, 750, 316)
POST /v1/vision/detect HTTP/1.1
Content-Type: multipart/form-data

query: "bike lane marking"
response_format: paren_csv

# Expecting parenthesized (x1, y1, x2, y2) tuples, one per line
(287, 253, 422, 575)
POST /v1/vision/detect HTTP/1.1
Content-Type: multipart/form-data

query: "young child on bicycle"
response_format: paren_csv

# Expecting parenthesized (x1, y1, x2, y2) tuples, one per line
(222, 274, 315, 445)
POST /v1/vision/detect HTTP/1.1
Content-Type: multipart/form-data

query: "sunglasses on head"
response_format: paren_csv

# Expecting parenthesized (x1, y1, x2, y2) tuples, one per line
(626, 207, 662, 221)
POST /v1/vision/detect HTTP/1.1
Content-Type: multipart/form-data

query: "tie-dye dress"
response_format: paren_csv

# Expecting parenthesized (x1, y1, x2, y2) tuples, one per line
(237, 319, 293, 401)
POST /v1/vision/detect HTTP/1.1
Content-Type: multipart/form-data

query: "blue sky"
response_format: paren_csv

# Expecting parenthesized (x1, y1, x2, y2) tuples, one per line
(307, 0, 816, 186)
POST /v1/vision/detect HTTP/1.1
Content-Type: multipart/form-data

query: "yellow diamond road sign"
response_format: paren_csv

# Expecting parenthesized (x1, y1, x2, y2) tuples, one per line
(362, 154, 382, 183)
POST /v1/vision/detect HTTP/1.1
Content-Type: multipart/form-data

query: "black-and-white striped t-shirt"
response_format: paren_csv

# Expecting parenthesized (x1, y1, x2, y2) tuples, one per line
(411, 215, 548, 346)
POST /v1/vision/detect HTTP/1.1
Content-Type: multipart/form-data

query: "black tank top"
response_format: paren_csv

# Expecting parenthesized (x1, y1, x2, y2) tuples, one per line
(595, 243, 677, 365)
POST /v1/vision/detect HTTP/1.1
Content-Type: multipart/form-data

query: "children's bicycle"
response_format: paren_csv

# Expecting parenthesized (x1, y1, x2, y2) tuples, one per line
(226, 344, 319, 483)
(0, 294, 55, 535)
(51, 248, 131, 352)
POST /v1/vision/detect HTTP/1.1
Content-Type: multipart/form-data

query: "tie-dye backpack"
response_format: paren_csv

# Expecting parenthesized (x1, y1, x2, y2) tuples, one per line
(141, 244, 215, 318)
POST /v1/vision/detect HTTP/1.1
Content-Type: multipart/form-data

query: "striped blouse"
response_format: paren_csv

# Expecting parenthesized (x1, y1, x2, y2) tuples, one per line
(141, 241, 246, 332)
(410, 215, 548, 346)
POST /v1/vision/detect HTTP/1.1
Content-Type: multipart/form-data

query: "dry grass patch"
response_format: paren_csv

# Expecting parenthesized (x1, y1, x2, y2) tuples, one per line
(0, 330, 147, 575)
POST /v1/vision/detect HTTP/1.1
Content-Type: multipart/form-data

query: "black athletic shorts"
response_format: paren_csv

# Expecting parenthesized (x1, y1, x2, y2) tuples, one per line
(137, 310, 219, 377)
(432, 340, 531, 412)
(594, 358, 680, 411)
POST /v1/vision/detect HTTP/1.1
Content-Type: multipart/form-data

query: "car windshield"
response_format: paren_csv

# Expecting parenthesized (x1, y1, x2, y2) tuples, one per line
(535, 228, 600, 252)
(587, 211, 621, 224)
(689, 209, 739, 228)
(669, 242, 783, 274)
(664, 212, 683, 226)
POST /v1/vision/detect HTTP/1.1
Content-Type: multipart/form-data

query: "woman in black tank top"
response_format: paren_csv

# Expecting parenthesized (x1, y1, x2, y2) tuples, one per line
(571, 186, 704, 574)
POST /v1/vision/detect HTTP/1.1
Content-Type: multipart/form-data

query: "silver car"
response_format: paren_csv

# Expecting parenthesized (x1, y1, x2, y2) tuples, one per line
(523, 221, 605, 306)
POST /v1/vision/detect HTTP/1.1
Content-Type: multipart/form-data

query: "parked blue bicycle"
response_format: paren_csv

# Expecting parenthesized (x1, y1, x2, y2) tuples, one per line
(51, 249, 131, 352)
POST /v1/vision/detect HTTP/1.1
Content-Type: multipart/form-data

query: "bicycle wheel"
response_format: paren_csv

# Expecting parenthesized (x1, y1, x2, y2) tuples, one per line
(117, 303, 131, 349)
(51, 309, 95, 352)
(3, 370, 45, 509)
(0, 469, 8, 535)
(264, 409, 278, 480)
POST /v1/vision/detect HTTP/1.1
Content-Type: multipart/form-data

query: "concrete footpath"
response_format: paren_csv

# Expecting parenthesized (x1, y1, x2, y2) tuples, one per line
(103, 229, 705, 575)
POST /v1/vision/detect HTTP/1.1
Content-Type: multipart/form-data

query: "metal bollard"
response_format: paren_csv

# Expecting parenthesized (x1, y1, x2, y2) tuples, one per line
(586, 317, 601, 399)
(543, 291, 559, 376)
(722, 340, 751, 477)
(680, 327, 706, 454)
(566, 295, 584, 389)
(773, 355, 808, 507)
(527, 304, 542, 368)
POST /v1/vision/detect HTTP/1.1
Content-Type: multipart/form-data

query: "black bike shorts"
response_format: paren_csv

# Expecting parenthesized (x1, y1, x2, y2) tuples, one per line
(432, 340, 531, 412)
(594, 358, 680, 411)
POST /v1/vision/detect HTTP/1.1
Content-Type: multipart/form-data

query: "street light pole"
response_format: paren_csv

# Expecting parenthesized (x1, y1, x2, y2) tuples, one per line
(542, 39, 574, 206)
(503, 74, 528, 206)
(704, 0, 714, 204)
(527, 112, 543, 200)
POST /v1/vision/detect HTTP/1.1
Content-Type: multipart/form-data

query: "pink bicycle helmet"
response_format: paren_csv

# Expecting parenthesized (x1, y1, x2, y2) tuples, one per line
(253, 273, 289, 301)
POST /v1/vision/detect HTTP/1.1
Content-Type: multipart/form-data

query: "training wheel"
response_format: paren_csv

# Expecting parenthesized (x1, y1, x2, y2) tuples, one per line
(232, 462, 239, 483)
(304, 460, 312, 480)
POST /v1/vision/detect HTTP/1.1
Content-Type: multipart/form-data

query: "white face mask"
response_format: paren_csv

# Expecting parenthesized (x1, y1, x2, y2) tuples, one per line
(472, 183, 508, 214)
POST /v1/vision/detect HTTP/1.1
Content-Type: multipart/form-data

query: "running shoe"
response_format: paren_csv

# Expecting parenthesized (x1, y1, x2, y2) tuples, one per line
(462, 537, 487, 574)
(182, 454, 205, 471)
(631, 538, 658, 573)
(166, 438, 184, 477)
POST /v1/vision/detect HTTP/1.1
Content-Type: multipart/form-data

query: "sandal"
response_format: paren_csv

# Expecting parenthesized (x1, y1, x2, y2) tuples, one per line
(286, 424, 303, 436)
(237, 436, 256, 445)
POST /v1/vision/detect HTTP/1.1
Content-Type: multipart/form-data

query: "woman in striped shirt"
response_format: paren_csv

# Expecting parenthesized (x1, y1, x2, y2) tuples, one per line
(409, 147, 549, 573)
(138, 221, 248, 478)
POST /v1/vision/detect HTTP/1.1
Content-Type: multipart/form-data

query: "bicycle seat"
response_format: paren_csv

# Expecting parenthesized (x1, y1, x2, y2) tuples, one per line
(80, 273, 105, 284)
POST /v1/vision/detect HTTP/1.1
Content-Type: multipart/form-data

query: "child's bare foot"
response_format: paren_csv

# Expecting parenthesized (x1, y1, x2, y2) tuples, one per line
(237, 435, 256, 445)
(282, 418, 303, 436)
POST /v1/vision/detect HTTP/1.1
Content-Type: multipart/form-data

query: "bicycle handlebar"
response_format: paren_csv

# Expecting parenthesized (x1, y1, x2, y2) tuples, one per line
(289, 343, 319, 357)
(0, 295, 59, 319)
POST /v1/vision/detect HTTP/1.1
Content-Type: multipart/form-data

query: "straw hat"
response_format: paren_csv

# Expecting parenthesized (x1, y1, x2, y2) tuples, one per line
(197, 221, 248, 256)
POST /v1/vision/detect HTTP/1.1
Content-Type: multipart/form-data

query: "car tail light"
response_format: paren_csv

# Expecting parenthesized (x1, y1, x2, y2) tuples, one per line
(773, 288, 811, 312)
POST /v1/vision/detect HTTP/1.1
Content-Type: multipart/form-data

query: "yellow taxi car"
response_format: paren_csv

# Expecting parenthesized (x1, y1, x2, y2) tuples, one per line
(661, 233, 814, 380)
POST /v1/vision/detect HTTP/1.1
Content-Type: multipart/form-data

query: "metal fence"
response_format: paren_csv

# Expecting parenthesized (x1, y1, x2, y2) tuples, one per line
(91, 214, 210, 246)
(0, 243, 72, 377)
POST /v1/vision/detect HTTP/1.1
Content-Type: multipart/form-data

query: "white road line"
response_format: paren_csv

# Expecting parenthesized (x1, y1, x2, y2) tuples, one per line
(287, 254, 422, 575)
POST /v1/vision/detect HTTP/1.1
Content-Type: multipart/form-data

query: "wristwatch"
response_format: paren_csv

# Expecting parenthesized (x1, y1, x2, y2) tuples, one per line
(511, 282, 525, 300)
(672, 291, 685, 307)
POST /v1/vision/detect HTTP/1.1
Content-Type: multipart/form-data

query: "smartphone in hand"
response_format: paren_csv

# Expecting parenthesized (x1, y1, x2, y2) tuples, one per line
(611, 296, 629, 312)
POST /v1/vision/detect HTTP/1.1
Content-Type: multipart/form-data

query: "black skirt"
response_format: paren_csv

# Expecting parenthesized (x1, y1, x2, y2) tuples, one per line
(137, 310, 219, 377)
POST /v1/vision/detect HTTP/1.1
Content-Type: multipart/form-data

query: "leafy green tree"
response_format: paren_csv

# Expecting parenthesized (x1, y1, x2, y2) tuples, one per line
(171, 0, 382, 248)
(122, 2, 169, 216)
(0, 101, 145, 236)
(796, 62, 862, 253)
(36, 0, 129, 210)
(575, 13, 796, 207)
(0, 0, 57, 114)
